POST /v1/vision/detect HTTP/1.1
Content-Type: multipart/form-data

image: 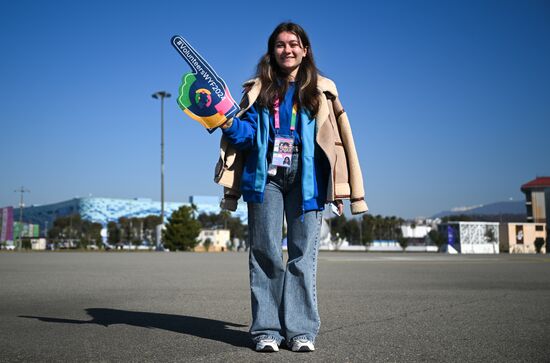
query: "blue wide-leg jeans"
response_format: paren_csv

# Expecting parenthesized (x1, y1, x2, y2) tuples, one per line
(247, 151, 323, 345)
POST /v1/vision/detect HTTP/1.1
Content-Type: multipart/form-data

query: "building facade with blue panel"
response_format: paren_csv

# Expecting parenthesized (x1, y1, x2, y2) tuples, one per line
(14, 196, 248, 234)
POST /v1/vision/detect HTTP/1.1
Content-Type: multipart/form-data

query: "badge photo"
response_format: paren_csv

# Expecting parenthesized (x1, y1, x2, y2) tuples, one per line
(272, 136, 294, 168)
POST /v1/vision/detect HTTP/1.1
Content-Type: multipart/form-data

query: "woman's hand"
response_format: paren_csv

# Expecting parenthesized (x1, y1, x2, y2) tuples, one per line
(220, 117, 234, 130)
(333, 200, 344, 216)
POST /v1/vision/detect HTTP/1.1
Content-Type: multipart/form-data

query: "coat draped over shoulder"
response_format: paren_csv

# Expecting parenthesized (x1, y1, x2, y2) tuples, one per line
(214, 75, 368, 215)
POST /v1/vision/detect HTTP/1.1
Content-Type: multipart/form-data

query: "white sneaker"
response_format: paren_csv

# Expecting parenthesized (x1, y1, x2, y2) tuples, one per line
(255, 338, 279, 352)
(290, 338, 315, 352)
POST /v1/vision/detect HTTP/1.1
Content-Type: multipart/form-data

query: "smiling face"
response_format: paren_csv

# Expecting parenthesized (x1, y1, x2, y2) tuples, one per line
(273, 31, 307, 80)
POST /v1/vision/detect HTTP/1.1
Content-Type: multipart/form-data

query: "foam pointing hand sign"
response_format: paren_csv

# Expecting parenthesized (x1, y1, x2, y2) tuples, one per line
(171, 36, 239, 131)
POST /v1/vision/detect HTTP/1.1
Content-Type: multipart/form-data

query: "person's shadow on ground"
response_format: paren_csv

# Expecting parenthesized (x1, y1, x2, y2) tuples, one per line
(20, 308, 251, 349)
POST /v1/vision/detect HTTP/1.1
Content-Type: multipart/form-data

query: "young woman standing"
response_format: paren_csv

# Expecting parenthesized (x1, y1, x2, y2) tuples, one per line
(218, 22, 368, 352)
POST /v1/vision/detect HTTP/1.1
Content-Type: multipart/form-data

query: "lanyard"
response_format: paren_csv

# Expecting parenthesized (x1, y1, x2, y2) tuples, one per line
(273, 98, 297, 131)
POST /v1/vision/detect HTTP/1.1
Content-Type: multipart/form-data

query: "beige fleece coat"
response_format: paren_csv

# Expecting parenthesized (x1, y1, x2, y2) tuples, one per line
(214, 75, 368, 215)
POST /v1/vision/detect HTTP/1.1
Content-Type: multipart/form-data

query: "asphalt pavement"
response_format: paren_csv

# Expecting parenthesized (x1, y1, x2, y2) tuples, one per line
(1, 252, 549, 362)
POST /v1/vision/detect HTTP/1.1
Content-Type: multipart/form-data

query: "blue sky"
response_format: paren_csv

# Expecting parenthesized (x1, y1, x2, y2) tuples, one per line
(1, 0, 549, 218)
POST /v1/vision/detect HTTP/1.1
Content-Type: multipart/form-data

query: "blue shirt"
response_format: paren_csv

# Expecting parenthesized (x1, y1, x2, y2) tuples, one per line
(222, 82, 301, 151)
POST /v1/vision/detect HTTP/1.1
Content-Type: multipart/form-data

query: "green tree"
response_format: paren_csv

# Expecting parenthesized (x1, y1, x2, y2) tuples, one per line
(226, 215, 247, 241)
(328, 215, 348, 241)
(118, 217, 131, 243)
(143, 215, 161, 243)
(343, 218, 361, 244)
(21, 238, 32, 249)
(107, 221, 120, 244)
(48, 214, 81, 247)
(374, 215, 383, 240)
(203, 238, 212, 252)
(47, 215, 104, 249)
(397, 236, 408, 251)
(534, 238, 545, 253)
(360, 215, 374, 245)
(163, 205, 201, 251)
(48, 225, 62, 243)
(81, 221, 102, 248)
(329, 214, 406, 246)
(129, 217, 143, 245)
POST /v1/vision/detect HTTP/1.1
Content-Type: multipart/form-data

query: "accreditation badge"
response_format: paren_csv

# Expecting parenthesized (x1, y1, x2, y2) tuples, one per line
(272, 135, 294, 168)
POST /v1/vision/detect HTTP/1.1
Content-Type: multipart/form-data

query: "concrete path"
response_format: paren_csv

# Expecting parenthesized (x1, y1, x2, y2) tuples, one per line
(1, 252, 549, 362)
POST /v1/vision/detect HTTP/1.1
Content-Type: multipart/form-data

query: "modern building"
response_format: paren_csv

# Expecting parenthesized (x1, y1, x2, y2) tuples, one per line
(195, 229, 231, 252)
(439, 221, 500, 254)
(31, 238, 47, 250)
(521, 177, 550, 224)
(400, 223, 434, 246)
(499, 222, 546, 254)
(400, 224, 433, 238)
(11, 195, 248, 236)
(521, 177, 550, 253)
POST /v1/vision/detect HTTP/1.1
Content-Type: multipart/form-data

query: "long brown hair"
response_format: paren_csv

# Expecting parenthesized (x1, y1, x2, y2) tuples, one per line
(255, 22, 320, 116)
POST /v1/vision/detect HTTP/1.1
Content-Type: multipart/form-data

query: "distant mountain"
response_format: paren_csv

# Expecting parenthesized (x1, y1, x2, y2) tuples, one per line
(432, 201, 526, 219)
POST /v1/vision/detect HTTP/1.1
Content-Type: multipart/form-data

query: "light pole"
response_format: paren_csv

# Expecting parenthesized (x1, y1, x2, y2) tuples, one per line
(14, 186, 30, 250)
(152, 91, 171, 249)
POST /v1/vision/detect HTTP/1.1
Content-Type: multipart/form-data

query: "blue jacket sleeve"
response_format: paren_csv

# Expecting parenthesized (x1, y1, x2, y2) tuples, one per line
(221, 103, 258, 151)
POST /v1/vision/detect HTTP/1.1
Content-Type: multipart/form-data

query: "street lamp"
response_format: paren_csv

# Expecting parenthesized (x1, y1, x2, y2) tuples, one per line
(14, 186, 30, 250)
(152, 91, 171, 250)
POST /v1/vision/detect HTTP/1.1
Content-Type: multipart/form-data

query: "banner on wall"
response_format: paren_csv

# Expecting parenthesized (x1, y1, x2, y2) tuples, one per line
(13, 222, 39, 239)
(0, 206, 14, 242)
(515, 225, 524, 245)
(447, 225, 460, 253)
